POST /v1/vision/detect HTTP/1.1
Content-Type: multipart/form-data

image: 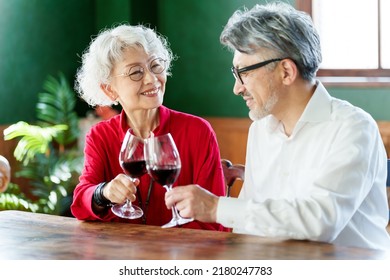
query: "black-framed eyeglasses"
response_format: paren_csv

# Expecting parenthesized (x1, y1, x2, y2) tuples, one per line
(231, 58, 285, 85)
(115, 57, 167, 81)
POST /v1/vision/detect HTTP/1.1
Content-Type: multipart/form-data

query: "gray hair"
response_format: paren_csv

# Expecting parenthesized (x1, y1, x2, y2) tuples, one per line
(220, 2, 321, 81)
(75, 24, 174, 106)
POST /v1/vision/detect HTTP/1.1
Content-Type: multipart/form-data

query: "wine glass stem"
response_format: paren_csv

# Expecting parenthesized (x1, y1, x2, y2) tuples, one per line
(171, 204, 181, 220)
(123, 199, 134, 212)
(164, 185, 180, 220)
(123, 175, 135, 211)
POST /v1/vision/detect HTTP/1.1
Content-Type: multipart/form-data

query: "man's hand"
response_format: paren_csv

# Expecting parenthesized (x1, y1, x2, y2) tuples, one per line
(165, 184, 219, 223)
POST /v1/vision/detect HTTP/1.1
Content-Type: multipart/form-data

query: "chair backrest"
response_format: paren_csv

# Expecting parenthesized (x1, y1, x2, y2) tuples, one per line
(386, 159, 390, 235)
(221, 159, 245, 197)
(387, 159, 390, 223)
(387, 159, 390, 187)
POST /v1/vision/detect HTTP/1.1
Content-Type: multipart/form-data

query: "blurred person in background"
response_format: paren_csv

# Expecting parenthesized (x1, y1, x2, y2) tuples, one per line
(0, 155, 10, 193)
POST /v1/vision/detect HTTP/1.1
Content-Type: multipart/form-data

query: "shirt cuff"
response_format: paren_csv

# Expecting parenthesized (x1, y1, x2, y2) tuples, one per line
(216, 196, 247, 229)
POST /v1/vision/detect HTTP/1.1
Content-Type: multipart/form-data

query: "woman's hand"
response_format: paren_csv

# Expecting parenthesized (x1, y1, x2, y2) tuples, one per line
(103, 174, 139, 204)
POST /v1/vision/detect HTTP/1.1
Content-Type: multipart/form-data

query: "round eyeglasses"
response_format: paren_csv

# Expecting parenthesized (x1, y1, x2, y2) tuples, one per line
(115, 57, 167, 81)
(231, 58, 285, 85)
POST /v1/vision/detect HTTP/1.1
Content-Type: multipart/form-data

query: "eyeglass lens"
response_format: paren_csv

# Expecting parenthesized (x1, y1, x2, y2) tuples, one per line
(231, 58, 283, 85)
(127, 58, 166, 81)
(231, 68, 243, 84)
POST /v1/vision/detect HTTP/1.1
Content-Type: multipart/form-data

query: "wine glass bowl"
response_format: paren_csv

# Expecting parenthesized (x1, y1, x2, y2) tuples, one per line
(111, 130, 145, 219)
(121, 160, 147, 179)
(147, 165, 180, 191)
(144, 133, 194, 228)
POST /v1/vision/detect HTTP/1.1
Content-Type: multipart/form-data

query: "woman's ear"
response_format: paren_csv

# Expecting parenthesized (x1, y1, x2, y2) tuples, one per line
(100, 84, 118, 101)
(279, 59, 298, 85)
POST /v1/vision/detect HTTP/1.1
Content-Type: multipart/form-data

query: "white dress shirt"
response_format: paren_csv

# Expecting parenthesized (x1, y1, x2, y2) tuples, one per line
(217, 81, 390, 251)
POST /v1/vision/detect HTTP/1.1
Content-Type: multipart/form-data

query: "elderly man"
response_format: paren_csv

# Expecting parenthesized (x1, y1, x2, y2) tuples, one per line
(165, 2, 390, 251)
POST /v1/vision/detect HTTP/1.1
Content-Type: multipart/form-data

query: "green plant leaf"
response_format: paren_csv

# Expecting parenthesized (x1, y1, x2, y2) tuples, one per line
(36, 72, 80, 146)
(0, 192, 39, 212)
(3, 121, 68, 165)
(3, 73, 83, 216)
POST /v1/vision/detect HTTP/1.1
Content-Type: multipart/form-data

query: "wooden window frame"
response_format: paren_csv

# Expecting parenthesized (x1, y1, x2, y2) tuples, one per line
(295, 0, 390, 88)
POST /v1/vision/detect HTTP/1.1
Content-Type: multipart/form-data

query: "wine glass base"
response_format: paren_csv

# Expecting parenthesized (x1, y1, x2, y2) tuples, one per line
(111, 204, 143, 219)
(161, 217, 194, 228)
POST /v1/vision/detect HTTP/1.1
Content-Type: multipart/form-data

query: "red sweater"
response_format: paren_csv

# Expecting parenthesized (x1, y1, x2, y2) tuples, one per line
(71, 106, 227, 231)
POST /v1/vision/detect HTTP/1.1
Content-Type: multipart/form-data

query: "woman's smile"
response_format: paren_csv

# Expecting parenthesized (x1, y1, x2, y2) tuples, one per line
(141, 87, 160, 97)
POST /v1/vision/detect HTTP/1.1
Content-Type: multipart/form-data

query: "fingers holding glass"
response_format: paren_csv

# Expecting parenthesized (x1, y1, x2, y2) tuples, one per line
(111, 130, 146, 219)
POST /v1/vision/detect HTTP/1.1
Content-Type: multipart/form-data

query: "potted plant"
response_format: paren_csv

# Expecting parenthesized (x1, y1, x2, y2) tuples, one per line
(1, 73, 83, 216)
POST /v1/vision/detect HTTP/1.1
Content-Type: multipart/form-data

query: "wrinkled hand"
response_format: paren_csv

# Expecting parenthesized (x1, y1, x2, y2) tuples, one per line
(165, 184, 219, 223)
(103, 174, 139, 204)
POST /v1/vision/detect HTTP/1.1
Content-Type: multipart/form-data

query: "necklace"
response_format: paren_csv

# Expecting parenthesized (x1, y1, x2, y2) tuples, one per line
(136, 178, 154, 224)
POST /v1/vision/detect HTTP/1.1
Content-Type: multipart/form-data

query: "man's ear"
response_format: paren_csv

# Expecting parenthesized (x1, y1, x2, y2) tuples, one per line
(100, 84, 118, 101)
(279, 59, 298, 85)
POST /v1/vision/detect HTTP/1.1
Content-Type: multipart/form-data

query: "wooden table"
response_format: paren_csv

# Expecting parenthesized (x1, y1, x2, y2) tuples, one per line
(0, 210, 388, 260)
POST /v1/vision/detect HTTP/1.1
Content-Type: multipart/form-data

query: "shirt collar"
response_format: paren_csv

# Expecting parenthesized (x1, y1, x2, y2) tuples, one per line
(299, 80, 333, 123)
(119, 105, 171, 136)
(264, 80, 333, 134)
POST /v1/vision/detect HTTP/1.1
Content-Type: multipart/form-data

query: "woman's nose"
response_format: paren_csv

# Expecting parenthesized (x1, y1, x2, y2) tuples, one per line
(143, 69, 158, 84)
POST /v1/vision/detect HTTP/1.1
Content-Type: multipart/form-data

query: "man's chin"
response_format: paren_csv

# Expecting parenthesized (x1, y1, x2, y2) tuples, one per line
(249, 110, 259, 121)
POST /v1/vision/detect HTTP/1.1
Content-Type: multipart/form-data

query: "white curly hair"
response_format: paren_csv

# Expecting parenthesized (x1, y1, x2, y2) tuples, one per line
(75, 24, 174, 106)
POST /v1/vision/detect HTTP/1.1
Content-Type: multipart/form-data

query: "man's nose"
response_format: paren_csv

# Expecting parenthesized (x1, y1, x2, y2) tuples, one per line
(233, 79, 245, 96)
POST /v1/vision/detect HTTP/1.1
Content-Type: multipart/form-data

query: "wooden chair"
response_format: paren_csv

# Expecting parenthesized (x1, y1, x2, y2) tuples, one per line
(221, 159, 245, 197)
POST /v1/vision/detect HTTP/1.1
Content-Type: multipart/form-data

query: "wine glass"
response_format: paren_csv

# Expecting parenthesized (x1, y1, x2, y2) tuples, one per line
(144, 133, 194, 228)
(111, 130, 146, 219)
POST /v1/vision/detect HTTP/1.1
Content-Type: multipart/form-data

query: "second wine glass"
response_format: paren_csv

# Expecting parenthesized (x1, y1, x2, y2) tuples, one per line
(144, 133, 194, 228)
(111, 130, 146, 219)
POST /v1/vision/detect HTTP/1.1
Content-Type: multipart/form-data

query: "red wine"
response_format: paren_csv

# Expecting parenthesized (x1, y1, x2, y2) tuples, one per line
(148, 165, 180, 186)
(121, 160, 147, 178)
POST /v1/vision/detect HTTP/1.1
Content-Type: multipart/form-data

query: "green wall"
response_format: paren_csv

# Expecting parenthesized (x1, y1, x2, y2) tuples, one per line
(0, 0, 95, 124)
(158, 0, 390, 120)
(329, 87, 390, 120)
(89, 0, 390, 121)
(1, 0, 389, 125)
(159, 0, 263, 117)
(95, 0, 130, 31)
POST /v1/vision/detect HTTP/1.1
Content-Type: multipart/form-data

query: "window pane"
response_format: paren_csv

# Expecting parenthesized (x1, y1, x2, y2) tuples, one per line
(381, 0, 390, 68)
(313, 0, 378, 69)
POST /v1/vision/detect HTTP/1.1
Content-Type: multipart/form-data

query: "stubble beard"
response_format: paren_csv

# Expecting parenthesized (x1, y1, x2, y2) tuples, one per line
(248, 81, 278, 121)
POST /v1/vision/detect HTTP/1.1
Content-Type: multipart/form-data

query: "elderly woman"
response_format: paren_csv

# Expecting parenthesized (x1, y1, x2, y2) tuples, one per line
(70, 24, 226, 231)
